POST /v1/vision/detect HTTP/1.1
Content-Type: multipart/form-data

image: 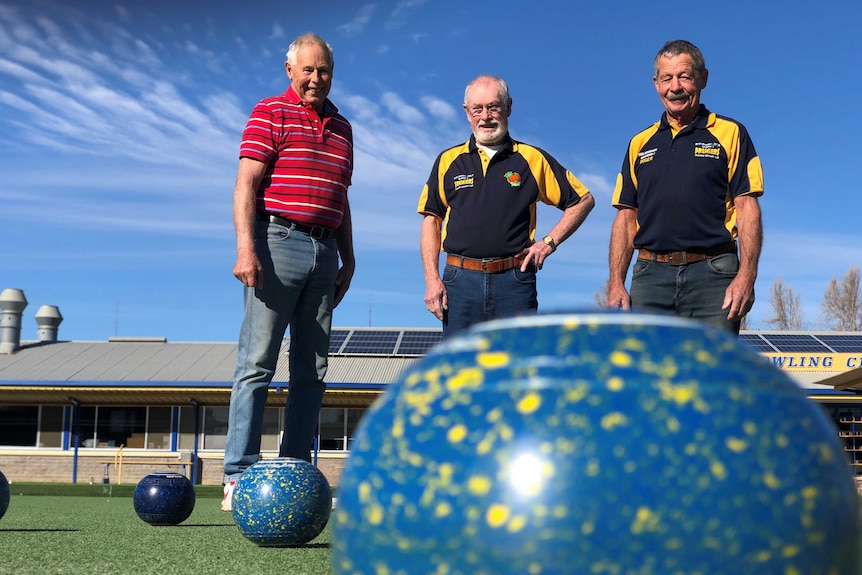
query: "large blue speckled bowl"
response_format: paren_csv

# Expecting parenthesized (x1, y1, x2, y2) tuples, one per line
(232, 457, 331, 547)
(332, 312, 861, 575)
(133, 472, 195, 526)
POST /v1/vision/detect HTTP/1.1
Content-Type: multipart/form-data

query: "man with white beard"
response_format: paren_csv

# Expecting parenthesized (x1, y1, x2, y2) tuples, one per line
(418, 74, 595, 338)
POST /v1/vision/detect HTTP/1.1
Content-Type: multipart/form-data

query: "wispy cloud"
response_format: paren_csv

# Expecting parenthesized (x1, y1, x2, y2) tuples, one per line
(0, 1, 623, 335)
(420, 95, 458, 121)
(337, 4, 377, 37)
(270, 23, 285, 40)
(385, 0, 429, 30)
(381, 91, 424, 124)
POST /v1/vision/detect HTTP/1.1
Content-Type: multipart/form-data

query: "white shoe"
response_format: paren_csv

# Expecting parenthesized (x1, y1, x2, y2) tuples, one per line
(221, 481, 236, 512)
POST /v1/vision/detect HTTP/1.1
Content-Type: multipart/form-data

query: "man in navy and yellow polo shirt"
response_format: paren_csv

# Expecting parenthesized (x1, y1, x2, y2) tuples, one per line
(419, 74, 594, 338)
(608, 39, 764, 335)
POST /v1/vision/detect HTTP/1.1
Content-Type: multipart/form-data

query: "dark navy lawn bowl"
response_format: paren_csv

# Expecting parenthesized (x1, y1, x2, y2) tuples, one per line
(332, 312, 861, 575)
(232, 457, 331, 547)
(133, 472, 195, 526)
(0, 470, 9, 520)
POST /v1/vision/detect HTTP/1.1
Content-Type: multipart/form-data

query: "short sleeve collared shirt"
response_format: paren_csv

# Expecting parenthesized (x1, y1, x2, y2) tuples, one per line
(418, 135, 590, 259)
(612, 105, 763, 252)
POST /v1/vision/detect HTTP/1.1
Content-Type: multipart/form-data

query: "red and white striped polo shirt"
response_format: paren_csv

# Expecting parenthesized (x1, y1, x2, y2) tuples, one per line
(239, 86, 353, 230)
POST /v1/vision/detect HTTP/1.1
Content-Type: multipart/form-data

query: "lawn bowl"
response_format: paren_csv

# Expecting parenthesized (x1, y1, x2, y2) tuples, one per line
(332, 312, 861, 575)
(0, 470, 9, 520)
(232, 457, 331, 547)
(133, 472, 195, 526)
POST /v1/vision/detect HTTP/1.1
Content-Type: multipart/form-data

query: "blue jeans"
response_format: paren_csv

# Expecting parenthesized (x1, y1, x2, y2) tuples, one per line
(223, 220, 338, 480)
(629, 252, 741, 334)
(442, 264, 538, 338)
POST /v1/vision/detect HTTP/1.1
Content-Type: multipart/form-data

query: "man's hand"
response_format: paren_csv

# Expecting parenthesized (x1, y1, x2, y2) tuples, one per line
(424, 277, 447, 320)
(722, 274, 755, 321)
(333, 262, 355, 308)
(520, 240, 554, 271)
(233, 250, 263, 288)
(607, 283, 632, 310)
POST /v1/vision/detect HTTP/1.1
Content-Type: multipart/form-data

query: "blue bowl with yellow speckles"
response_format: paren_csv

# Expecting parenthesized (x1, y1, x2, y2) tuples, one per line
(232, 457, 331, 547)
(332, 312, 861, 574)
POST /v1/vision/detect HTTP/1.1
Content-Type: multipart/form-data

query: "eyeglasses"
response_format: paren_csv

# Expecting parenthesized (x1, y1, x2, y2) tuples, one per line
(467, 103, 504, 117)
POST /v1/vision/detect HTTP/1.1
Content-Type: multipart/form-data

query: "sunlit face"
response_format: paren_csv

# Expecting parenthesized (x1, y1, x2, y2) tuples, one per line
(285, 43, 332, 113)
(463, 79, 511, 146)
(653, 53, 707, 124)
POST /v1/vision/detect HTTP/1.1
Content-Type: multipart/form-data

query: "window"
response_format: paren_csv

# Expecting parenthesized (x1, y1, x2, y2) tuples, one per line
(0, 406, 38, 446)
(76, 406, 97, 447)
(346, 409, 363, 450)
(319, 408, 346, 450)
(319, 408, 365, 451)
(96, 406, 146, 448)
(202, 407, 229, 450)
(40, 406, 64, 448)
(260, 408, 281, 451)
(146, 407, 172, 449)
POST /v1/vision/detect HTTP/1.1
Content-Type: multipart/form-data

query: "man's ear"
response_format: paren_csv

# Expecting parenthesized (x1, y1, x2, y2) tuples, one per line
(699, 68, 709, 90)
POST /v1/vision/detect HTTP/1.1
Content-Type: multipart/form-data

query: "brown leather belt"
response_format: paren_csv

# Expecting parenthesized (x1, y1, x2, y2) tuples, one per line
(259, 213, 335, 239)
(446, 254, 525, 273)
(638, 242, 736, 266)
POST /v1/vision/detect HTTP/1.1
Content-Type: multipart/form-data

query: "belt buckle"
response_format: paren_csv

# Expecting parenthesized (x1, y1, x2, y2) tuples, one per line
(481, 258, 494, 273)
(667, 252, 685, 265)
(310, 227, 324, 239)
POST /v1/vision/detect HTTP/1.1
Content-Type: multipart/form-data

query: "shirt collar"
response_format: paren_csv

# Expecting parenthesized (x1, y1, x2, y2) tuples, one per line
(284, 86, 338, 117)
(468, 133, 514, 153)
(658, 104, 712, 131)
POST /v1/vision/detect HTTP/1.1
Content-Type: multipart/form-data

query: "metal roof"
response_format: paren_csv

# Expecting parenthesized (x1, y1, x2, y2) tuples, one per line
(2, 328, 862, 407)
(0, 329, 424, 408)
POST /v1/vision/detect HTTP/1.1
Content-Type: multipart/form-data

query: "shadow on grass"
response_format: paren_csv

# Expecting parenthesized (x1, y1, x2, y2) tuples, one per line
(256, 542, 331, 549)
(0, 529, 81, 533)
(170, 523, 238, 528)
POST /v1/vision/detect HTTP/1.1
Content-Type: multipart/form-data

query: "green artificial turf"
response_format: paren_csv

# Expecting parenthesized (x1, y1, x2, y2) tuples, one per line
(0, 495, 332, 575)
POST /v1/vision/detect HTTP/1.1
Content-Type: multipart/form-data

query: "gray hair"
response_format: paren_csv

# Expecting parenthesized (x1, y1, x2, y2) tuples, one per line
(286, 33, 334, 68)
(464, 75, 510, 105)
(654, 40, 706, 78)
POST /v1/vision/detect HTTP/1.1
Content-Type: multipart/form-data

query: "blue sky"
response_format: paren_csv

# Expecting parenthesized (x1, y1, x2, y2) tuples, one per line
(2, 0, 860, 342)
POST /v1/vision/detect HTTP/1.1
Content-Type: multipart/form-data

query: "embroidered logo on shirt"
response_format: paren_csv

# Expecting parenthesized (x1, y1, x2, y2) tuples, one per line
(454, 174, 475, 190)
(504, 171, 522, 187)
(694, 142, 721, 158)
(637, 148, 658, 164)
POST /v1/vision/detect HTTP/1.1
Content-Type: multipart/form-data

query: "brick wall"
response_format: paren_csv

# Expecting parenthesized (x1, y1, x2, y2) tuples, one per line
(0, 452, 348, 487)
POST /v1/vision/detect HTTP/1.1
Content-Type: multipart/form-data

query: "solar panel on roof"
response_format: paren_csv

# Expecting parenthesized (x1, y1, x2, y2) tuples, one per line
(341, 330, 401, 354)
(816, 334, 862, 352)
(738, 334, 775, 352)
(328, 330, 351, 354)
(396, 331, 443, 355)
(760, 334, 830, 353)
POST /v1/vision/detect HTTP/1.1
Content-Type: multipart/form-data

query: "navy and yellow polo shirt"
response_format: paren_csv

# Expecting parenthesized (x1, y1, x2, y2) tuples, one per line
(418, 135, 590, 259)
(611, 105, 764, 252)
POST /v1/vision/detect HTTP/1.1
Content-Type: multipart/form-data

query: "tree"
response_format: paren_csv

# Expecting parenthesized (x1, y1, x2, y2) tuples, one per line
(765, 278, 804, 331)
(594, 280, 609, 308)
(822, 266, 862, 331)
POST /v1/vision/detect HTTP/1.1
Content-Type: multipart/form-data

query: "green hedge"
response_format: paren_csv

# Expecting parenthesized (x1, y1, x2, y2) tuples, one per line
(6, 482, 223, 498)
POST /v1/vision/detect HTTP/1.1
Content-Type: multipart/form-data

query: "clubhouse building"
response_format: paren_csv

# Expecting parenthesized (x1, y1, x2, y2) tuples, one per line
(2, 288, 862, 488)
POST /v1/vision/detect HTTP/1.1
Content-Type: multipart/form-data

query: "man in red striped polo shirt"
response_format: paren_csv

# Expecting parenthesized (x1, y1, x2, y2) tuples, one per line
(222, 33, 355, 511)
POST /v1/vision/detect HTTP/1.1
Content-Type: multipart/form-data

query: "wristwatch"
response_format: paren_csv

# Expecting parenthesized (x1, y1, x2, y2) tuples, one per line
(542, 235, 556, 252)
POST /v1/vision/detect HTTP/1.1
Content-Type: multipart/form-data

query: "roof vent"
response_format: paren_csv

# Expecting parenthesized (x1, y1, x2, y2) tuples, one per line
(35, 305, 63, 343)
(0, 288, 28, 354)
